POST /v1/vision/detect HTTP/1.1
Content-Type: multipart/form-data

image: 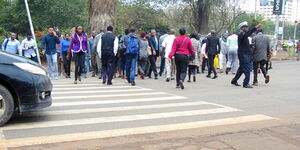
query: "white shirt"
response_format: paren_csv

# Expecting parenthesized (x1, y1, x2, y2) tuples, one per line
(20, 38, 37, 58)
(96, 32, 119, 58)
(162, 35, 176, 58)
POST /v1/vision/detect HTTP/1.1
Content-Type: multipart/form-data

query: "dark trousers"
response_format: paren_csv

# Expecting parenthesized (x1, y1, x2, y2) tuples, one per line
(253, 60, 267, 83)
(188, 65, 197, 80)
(175, 54, 189, 84)
(102, 50, 115, 84)
(73, 51, 85, 81)
(91, 53, 97, 74)
(208, 54, 217, 76)
(159, 56, 165, 76)
(148, 55, 158, 77)
(62, 51, 71, 76)
(29, 56, 38, 63)
(201, 57, 208, 72)
(232, 53, 253, 86)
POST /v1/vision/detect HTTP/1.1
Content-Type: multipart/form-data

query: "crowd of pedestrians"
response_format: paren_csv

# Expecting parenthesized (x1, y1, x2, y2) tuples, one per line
(1, 21, 274, 89)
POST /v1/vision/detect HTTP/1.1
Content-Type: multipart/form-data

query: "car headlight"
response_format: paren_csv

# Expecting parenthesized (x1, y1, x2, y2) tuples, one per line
(13, 63, 47, 76)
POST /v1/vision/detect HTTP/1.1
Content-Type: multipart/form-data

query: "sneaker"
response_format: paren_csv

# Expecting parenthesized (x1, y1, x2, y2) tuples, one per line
(78, 76, 81, 82)
(265, 75, 270, 84)
(179, 80, 184, 90)
(171, 78, 175, 80)
(176, 84, 180, 89)
(211, 76, 218, 79)
(131, 81, 136, 86)
(154, 75, 158, 80)
(127, 78, 130, 83)
(243, 84, 253, 88)
(166, 78, 170, 82)
(253, 82, 258, 86)
(55, 77, 58, 80)
(187, 80, 191, 82)
(102, 80, 106, 84)
(206, 75, 211, 78)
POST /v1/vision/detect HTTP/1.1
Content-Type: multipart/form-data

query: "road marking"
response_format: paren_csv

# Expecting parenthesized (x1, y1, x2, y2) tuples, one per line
(0, 115, 275, 148)
(52, 88, 152, 94)
(52, 92, 168, 100)
(53, 83, 125, 87)
(51, 96, 186, 106)
(33, 101, 214, 116)
(1, 108, 239, 130)
(53, 86, 139, 91)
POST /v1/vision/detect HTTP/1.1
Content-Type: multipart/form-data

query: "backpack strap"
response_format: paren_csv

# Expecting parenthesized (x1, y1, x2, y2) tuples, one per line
(3, 38, 9, 51)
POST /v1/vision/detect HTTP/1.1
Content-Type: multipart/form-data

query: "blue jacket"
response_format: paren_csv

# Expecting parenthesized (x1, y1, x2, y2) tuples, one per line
(41, 34, 60, 55)
(60, 39, 71, 56)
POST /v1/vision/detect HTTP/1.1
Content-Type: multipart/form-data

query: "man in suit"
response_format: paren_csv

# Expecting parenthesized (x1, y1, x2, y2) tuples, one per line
(148, 29, 159, 79)
(206, 30, 220, 79)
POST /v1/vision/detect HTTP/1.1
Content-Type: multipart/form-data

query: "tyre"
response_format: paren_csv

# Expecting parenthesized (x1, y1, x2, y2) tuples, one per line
(0, 85, 14, 126)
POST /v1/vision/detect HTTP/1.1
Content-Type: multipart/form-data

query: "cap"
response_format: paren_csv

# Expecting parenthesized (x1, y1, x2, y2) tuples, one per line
(238, 21, 248, 29)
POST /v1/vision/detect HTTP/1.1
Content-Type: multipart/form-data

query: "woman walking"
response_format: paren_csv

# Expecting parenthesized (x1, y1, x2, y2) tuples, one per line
(60, 34, 71, 78)
(68, 25, 89, 84)
(168, 28, 194, 89)
(138, 32, 149, 79)
(187, 33, 200, 82)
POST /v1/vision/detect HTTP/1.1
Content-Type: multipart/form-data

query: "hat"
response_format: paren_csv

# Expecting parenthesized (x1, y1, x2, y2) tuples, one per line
(238, 21, 248, 29)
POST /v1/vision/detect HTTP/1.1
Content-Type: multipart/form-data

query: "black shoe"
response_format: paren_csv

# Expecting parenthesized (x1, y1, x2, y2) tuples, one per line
(154, 74, 158, 80)
(226, 68, 231, 75)
(107, 82, 112, 85)
(176, 84, 180, 89)
(243, 84, 253, 88)
(99, 76, 102, 79)
(166, 78, 170, 82)
(131, 81, 136, 86)
(231, 81, 241, 86)
(127, 78, 131, 83)
(171, 78, 175, 80)
(211, 76, 218, 79)
(206, 75, 211, 78)
(193, 76, 196, 82)
(102, 80, 106, 84)
(179, 80, 184, 89)
(187, 80, 191, 82)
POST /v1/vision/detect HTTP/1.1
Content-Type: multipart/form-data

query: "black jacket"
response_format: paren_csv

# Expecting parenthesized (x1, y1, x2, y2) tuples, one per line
(206, 35, 220, 55)
(148, 36, 160, 56)
(238, 27, 257, 55)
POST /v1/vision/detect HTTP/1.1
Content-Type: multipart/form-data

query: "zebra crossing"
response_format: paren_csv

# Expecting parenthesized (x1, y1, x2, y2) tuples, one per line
(0, 78, 275, 148)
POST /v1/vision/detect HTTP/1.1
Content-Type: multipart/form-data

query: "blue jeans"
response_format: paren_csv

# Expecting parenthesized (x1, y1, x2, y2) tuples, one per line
(232, 53, 253, 86)
(126, 55, 138, 82)
(83, 54, 92, 75)
(46, 53, 58, 78)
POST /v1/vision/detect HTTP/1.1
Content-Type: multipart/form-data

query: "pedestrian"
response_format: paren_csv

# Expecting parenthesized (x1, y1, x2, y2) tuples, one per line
(97, 26, 118, 85)
(231, 22, 262, 88)
(89, 31, 97, 77)
(162, 29, 176, 82)
(138, 32, 149, 80)
(20, 33, 38, 62)
(226, 32, 239, 74)
(219, 33, 229, 73)
(159, 30, 169, 76)
(41, 27, 60, 80)
(93, 29, 106, 79)
(252, 29, 271, 86)
(201, 38, 208, 73)
(169, 28, 194, 89)
(147, 29, 159, 79)
(118, 29, 130, 79)
(124, 28, 140, 86)
(68, 25, 89, 84)
(83, 32, 93, 78)
(206, 30, 220, 79)
(1, 32, 20, 55)
(56, 31, 64, 76)
(59, 33, 71, 78)
(188, 32, 200, 82)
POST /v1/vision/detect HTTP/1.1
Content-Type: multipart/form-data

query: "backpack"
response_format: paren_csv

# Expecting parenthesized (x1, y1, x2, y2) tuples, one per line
(2, 38, 9, 51)
(126, 36, 139, 55)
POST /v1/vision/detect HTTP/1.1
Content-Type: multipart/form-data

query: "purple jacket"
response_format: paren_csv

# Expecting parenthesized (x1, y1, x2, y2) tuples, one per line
(68, 33, 88, 53)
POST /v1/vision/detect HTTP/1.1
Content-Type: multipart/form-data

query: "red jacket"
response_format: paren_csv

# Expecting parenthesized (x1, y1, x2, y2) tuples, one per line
(169, 35, 194, 59)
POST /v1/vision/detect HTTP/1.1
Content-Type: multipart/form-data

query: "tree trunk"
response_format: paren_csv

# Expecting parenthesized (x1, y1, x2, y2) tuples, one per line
(89, 0, 116, 32)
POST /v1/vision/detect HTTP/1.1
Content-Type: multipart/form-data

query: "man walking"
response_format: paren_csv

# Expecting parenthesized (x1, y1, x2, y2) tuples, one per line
(1, 32, 20, 55)
(124, 28, 140, 86)
(162, 29, 176, 82)
(93, 29, 105, 79)
(20, 33, 38, 62)
(206, 30, 220, 79)
(97, 26, 118, 85)
(226, 32, 239, 74)
(148, 29, 159, 79)
(231, 22, 262, 88)
(89, 31, 97, 77)
(41, 27, 60, 80)
(159, 30, 169, 76)
(252, 29, 270, 86)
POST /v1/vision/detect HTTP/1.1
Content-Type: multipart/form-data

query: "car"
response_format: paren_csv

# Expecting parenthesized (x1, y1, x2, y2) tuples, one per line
(0, 51, 52, 126)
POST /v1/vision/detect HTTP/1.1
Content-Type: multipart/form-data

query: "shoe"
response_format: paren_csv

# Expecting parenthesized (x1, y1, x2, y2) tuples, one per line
(148, 76, 152, 79)
(74, 80, 77, 84)
(226, 68, 231, 75)
(65, 76, 68, 78)
(166, 78, 170, 82)
(102, 80, 106, 84)
(265, 75, 270, 84)
(187, 80, 191, 82)
(231, 81, 241, 86)
(201, 70, 205, 73)
(154, 75, 158, 80)
(243, 84, 253, 88)
(179, 80, 184, 89)
(141, 73, 145, 79)
(99, 76, 102, 79)
(253, 82, 258, 86)
(107, 82, 112, 85)
(92, 72, 96, 77)
(176, 84, 180, 89)
(206, 75, 211, 78)
(127, 78, 131, 83)
(131, 81, 136, 86)
(211, 76, 218, 79)
(78, 76, 81, 82)
(84, 74, 87, 78)
(171, 78, 175, 80)
(193, 76, 196, 82)
(55, 77, 58, 80)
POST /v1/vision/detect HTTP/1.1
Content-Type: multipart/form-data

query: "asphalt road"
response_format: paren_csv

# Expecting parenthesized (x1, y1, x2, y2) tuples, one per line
(0, 60, 300, 150)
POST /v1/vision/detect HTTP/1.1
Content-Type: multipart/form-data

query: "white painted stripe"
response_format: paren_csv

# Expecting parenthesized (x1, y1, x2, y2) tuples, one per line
(52, 96, 186, 107)
(52, 88, 152, 95)
(53, 83, 125, 87)
(53, 86, 138, 91)
(1, 107, 239, 131)
(35, 101, 212, 116)
(52, 92, 168, 100)
(0, 115, 275, 148)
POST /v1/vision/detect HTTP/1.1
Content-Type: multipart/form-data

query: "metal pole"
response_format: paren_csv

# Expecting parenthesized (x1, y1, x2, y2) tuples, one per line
(274, 15, 280, 51)
(254, 0, 257, 19)
(281, 17, 285, 41)
(24, 0, 41, 65)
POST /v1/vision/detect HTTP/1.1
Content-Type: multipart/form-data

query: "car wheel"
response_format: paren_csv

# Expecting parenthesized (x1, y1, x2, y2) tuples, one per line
(0, 85, 14, 126)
